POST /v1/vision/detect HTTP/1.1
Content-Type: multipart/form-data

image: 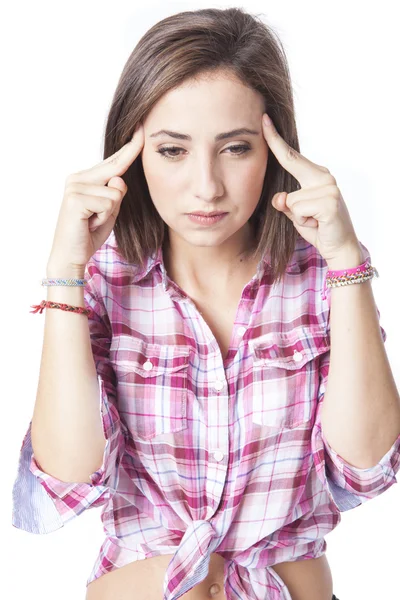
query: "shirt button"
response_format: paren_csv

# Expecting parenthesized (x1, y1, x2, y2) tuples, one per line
(143, 360, 153, 371)
(213, 450, 224, 462)
(293, 351, 303, 362)
(214, 379, 224, 391)
(237, 326, 246, 337)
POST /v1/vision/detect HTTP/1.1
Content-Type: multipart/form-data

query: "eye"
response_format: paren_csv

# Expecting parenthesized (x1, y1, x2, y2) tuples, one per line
(156, 144, 251, 161)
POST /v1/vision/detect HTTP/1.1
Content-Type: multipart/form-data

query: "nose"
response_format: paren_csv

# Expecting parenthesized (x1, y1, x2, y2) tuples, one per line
(192, 154, 223, 201)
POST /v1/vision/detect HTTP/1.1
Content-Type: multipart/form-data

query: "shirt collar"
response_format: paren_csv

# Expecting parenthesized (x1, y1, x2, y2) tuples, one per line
(106, 230, 301, 284)
(130, 242, 301, 285)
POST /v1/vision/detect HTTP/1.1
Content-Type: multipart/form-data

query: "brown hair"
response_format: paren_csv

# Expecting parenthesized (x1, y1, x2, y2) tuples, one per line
(104, 6, 301, 284)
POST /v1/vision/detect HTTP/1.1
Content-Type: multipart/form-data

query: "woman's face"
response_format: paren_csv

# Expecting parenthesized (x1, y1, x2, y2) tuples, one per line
(141, 72, 269, 249)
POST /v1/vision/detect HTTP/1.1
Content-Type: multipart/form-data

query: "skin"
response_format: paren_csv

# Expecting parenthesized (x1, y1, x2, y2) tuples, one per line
(140, 70, 269, 294)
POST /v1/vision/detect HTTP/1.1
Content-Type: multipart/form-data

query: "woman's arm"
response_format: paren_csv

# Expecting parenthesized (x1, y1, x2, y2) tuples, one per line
(31, 263, 107, 484)
(320, 246, 400, 469)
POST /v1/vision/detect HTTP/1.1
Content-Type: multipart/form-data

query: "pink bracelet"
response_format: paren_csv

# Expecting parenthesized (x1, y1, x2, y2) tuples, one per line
(322, 258, 379, 300)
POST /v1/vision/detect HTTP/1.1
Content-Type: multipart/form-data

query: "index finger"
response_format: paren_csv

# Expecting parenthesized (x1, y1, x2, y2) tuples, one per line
(77, 123, 145, 185)
(262, 114, 321, 187)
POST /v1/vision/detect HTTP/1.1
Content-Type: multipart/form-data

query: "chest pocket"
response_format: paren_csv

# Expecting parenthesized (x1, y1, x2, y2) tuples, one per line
(250, 326, 330, 430)
(111, 334, 191, 440)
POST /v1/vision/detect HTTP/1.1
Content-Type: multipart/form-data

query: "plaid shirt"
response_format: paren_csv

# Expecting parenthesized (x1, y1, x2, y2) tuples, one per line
(12, 230, 400, 600)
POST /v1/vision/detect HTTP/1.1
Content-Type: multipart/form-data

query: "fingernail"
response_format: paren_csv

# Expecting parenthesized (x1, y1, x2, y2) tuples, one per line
(263, 113, 272, 126)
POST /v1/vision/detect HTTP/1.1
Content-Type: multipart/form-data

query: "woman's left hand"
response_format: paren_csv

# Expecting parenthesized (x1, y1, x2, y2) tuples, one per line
(262, 113, 362, 266)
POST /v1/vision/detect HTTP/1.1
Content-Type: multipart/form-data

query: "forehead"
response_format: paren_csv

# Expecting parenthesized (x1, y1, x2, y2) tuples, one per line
(144, 73, 264, 127)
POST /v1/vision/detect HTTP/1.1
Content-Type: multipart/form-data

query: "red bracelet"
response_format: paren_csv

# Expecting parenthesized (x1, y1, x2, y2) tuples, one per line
(30, 300, 93, 318)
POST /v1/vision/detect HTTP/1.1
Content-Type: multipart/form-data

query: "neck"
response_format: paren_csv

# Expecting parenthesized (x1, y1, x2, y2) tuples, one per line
(162, 230, 260, 297)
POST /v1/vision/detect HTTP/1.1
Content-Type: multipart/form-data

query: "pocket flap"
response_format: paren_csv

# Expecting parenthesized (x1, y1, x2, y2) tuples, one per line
(250, 326, 330, 370)
(112, 335, 191, 379)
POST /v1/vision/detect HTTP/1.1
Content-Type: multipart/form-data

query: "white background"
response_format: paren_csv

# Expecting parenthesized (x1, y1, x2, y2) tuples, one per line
(2, 1, 399, 598)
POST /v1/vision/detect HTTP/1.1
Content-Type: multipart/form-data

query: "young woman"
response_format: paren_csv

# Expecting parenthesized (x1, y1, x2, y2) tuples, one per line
(12, 7, 400, 600)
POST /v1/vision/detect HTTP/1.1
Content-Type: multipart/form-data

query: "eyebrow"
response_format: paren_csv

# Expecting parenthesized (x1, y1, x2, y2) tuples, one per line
(149, 127, 260, 142)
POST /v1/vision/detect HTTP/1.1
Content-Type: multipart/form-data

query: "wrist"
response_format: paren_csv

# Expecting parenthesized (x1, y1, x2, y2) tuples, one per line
(46, 263, 86, 280)
(326, 244, 364, 272)
(44, 282, 86, 313)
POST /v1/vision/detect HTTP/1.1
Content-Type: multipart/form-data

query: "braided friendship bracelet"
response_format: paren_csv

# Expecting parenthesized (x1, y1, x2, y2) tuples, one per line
(30, 299, 93, 318)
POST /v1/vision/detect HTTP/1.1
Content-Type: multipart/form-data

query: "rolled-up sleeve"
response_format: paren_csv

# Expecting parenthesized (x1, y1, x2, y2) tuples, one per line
(11, 259, 125, 534)
(312, 368, 400, 512)
(312, 243, 400, 511)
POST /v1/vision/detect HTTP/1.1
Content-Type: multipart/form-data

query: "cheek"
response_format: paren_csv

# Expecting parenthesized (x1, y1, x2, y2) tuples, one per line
(141, 149, 160, 182)
(142, 156, 168, 199)
(142, 150, 183, 192)
(140, 152, 168, 218)
(235, 157, 268, 196)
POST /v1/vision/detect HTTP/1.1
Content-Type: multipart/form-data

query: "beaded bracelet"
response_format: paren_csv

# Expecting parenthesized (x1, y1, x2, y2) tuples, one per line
(41, 278, 87, 287)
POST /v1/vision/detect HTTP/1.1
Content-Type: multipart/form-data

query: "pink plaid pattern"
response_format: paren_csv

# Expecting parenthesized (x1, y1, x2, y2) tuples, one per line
(12, 230, 400, 600)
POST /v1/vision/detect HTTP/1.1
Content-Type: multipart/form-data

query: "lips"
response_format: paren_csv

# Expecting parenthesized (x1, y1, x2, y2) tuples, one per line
(188, 211, 227, 217)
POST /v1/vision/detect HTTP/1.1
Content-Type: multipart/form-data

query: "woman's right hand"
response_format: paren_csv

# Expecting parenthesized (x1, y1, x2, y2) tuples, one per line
(47, 123, 145, 275)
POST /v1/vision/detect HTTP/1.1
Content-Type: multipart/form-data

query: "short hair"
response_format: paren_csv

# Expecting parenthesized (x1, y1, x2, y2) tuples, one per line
(104, 6, 300, 284)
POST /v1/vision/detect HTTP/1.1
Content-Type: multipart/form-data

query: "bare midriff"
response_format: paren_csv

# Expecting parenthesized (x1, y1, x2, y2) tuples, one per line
(85, 551, 334, 600)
